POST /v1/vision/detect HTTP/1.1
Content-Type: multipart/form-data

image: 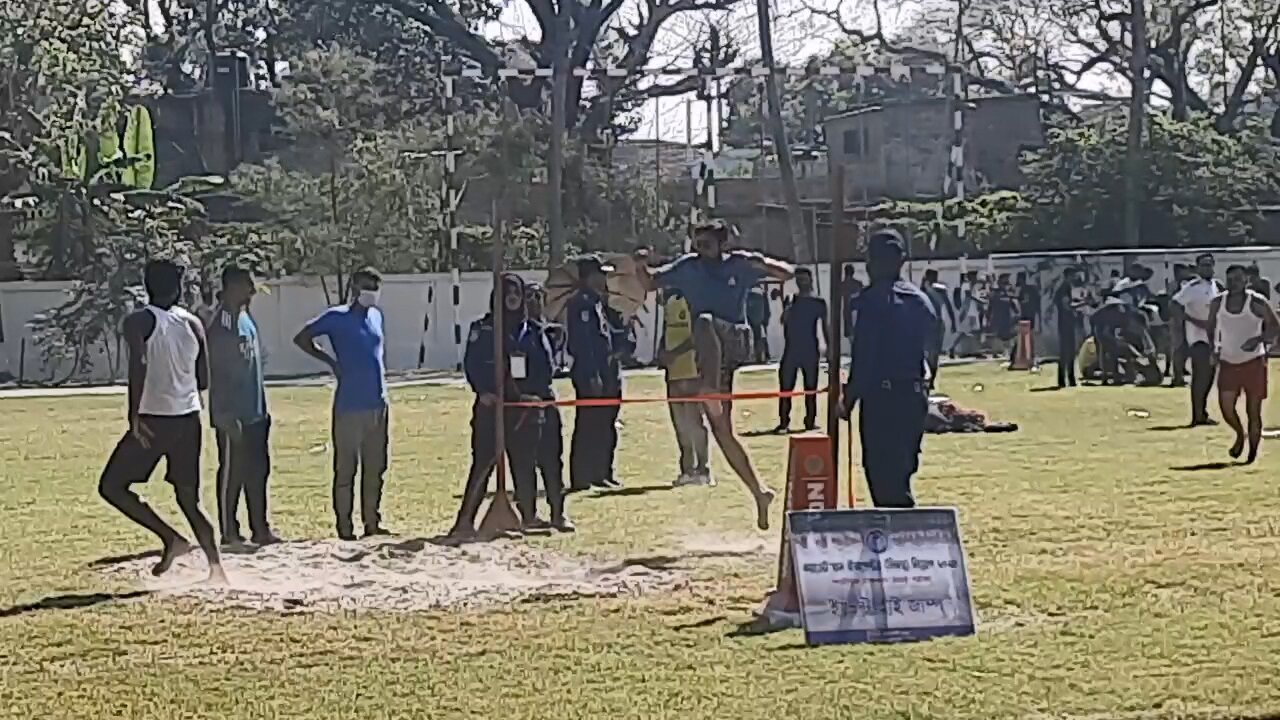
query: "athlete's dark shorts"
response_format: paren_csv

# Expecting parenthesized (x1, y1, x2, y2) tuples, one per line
(100, 412, 203, 490)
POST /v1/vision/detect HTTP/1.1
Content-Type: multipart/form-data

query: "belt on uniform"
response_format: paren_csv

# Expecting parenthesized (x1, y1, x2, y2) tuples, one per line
(873, 379, 928, 393)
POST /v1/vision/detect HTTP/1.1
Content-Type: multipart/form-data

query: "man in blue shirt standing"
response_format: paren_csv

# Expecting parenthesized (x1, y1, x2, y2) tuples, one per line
(208, 266, 280, 547)
(637, 221, 793, 529)
(841, 229, 937, 508)
(293, 267, 391, 540)
(566, 255, 624, 491)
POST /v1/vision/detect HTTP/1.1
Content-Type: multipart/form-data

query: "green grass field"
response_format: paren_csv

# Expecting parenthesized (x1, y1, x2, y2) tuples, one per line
(2, 364, 1279, 720)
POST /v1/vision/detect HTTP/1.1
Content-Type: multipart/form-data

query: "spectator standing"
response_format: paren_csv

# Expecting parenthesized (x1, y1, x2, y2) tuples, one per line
(292, 267, 392, 540)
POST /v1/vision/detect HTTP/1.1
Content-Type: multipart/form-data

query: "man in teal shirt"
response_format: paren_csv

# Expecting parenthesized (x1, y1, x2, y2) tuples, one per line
(207, 266, 279, 547)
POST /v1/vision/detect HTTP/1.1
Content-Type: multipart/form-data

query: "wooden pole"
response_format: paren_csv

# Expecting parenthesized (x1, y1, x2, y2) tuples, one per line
(826, 165, 847, 504)
(480, 201, 522, 534)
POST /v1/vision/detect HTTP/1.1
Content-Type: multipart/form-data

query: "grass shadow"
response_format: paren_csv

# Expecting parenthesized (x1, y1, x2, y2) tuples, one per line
(726, 616, 795, 638)
(671, 615, 728, 631)
(0, 590, 152, 618)
(1028, 386, 1062, 393)
(86, 549, 161, 568)
(1148, 425, 1191, 432)
(1170, 461, 1244, 471)
(741, 428, 792, 438)
(603, 485, 676, 498)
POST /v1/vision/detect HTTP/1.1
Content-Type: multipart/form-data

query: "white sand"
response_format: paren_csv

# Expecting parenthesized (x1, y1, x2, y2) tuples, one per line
(101, 537, 689, 614)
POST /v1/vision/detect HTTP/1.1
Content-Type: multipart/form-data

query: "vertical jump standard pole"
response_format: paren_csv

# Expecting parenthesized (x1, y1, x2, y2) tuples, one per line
(827, 165, 847, 504)
(479, 139, 522, 535)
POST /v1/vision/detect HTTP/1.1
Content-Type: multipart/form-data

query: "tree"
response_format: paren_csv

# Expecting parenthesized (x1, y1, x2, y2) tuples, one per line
(0, 0, 133, 280)
(1021, 114, 1280, 247)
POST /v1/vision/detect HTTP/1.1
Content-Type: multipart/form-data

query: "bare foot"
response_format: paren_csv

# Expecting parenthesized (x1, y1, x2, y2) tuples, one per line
(755, 488, 776, 531)
(152, 537, 192, 576)
(1229, 434, 1245, 459)
(206, 564, 229, 586)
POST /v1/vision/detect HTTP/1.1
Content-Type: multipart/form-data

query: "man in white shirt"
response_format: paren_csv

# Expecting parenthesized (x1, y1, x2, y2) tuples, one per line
(1171, 253, 1223, 427)
(98, 260, 225, 582)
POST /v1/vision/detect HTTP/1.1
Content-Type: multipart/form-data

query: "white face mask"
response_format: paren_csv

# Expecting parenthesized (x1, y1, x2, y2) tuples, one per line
(357, 289, 380, 308)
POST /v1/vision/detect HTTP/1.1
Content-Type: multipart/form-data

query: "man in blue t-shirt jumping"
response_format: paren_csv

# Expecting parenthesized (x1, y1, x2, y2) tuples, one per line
(293, 267, 391, 540)
(637, 221, 795, 530)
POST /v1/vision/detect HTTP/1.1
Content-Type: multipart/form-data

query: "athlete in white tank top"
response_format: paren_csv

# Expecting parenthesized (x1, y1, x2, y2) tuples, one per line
(1214, 291, 1267, 365)
(1206, 266, 1280, 464)
(138, 305, 203, 416)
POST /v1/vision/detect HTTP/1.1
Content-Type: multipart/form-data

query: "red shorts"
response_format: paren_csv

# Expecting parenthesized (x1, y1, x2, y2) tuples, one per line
(1218, 357, 1268, 399)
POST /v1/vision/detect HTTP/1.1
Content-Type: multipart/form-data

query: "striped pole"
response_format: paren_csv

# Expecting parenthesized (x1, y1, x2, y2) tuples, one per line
(442, 72, 464, 371)
(950, 69, 966, 251)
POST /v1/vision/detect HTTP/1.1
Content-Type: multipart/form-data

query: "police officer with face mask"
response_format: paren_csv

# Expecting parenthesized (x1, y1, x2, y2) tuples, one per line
(449, 273, 564, 538)
(840, 230, 937, 508)
(567, 255, 622, 491)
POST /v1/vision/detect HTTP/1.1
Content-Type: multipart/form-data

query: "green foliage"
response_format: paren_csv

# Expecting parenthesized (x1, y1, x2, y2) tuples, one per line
(1021, 114, 1280, 248)
(868, 114, 1280, 255)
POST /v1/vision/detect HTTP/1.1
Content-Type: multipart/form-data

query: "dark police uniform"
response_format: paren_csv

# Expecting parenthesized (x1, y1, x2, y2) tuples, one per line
(778, 294, 827, 429)
(842, 234, 937, 509)
(455, 313, 551, 528)
(566, 286, 617, 490)
(527, 315, 569, 523)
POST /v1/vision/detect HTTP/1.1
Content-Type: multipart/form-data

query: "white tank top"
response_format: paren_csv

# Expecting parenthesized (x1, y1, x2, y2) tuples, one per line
(1216, 291, 1267, 365)
(138, 305, 203, 416)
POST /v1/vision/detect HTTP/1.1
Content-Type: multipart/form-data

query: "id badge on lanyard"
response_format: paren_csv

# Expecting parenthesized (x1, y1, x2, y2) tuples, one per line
(509, 353, 528, 380)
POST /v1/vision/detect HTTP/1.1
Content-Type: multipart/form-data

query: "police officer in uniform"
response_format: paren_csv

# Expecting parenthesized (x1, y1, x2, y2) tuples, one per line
(567, 255, 622, 491)
(524, 282, 574, 532)
(450, 273, 565, 537)
(840, 230, 937, 508)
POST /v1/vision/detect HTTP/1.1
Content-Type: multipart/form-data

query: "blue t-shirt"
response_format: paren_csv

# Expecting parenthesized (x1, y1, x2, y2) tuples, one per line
(207, 307, 267, 425)
(306, 305, 388, 413)
(654, 252, 767, 324)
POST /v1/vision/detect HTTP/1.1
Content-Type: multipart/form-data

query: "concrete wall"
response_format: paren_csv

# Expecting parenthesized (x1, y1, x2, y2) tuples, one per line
(6, 246, 1280, 384)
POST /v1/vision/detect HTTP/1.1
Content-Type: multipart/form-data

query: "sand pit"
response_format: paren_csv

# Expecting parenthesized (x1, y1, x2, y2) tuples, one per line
(101, 537, 689, 614)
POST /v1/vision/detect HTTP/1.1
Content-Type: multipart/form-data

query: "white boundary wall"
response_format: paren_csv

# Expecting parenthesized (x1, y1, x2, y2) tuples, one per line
(4, 247, 1280, 383)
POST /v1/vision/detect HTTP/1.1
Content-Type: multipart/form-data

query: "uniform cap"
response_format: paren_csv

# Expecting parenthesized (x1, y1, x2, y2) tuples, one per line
(868, 229, 908, 258)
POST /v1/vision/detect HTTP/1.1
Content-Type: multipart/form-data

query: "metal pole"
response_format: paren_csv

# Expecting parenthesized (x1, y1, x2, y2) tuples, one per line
(1124, 0, 1147, 248)
(827, 165, 847, 500)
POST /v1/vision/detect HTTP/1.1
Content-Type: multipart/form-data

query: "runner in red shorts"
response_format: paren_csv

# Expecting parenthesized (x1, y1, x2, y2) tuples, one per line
(1207, 265, 1280, 463)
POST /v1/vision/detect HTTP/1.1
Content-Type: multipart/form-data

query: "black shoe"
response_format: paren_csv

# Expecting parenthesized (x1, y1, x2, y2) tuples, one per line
(772, 423, 790, 435)
(362, 526, 394, 538)
(551, 515, 577, 533)
(593, 477, 623, 490)
(522, 517, 553, 531)
(251, 532, 283, 546)
(803, 421, 818, 432)
(337, 530, 356, 541)
(220, 532, 246, 547)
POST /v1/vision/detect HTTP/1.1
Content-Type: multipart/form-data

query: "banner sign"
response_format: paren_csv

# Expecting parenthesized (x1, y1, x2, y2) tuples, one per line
(788, 508, 976, 645)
